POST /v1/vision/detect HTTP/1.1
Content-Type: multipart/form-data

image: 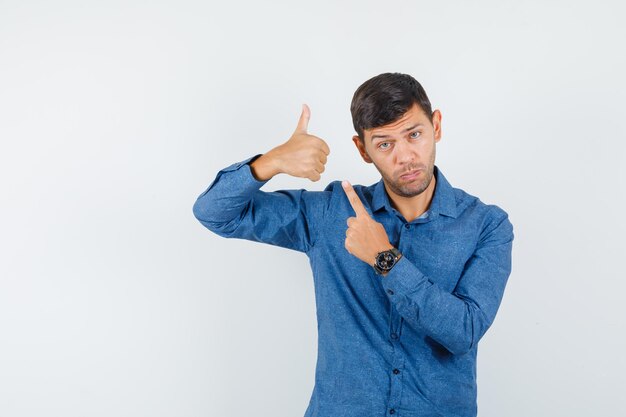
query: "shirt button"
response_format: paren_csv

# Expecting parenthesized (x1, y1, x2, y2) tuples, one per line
(387, 289, 394, 295)
(390, 333, 398, 340)
(393, 368, 400, 375)
(390, 409, 396, 415)
(404, 223, 410, 229)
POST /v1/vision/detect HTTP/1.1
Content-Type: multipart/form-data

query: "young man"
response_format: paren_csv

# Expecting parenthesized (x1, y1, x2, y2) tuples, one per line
(193, 73, 514, 417)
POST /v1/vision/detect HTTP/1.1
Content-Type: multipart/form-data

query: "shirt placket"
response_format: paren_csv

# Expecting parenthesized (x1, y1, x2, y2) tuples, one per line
(386, 303, 405, 416)
(383, 219, 413, 416)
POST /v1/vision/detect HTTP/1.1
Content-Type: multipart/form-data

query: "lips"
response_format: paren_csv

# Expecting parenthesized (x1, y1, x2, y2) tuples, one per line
(399, 169, 421, 181)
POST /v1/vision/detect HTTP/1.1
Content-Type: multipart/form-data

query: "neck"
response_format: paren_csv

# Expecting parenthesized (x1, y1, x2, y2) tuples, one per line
(385, 175, 437, 223)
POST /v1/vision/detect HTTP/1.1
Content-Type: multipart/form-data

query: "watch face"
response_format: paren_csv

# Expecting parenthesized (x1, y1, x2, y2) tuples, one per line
(376, 251, 396, 271)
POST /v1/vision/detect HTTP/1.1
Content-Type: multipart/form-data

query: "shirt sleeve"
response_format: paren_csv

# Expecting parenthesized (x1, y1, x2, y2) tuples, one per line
(192, 155, 330, 253)
(380, 209, 514, 356)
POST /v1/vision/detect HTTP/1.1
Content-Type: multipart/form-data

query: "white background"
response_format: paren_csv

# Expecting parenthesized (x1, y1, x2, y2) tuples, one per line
(1, 1, 625, 416)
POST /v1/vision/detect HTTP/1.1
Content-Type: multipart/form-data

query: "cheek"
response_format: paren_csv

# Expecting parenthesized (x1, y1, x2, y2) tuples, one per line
(376, 151, 396, 167)
(417, 139, 435, 155)
(369, 155, 393, 175)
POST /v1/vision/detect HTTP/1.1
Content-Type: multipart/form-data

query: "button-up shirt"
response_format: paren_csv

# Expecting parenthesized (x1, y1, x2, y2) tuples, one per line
(193, 155, 514, 417)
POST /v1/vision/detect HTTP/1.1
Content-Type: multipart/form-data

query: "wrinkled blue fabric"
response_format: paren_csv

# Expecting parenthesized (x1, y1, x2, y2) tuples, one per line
(193, 155, 514, 417)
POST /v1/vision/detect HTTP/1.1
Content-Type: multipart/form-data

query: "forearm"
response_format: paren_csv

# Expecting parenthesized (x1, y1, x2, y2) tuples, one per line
(381, 239, 512, 356)
(382, 259, 488, 355)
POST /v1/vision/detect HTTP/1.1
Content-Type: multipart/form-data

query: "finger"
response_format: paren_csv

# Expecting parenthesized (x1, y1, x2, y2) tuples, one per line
(319, 139, 331, 156)
(295, 103, 310, 133)
(341, 180, 369, 217)
(319, 153, 328, 164)
(308, 136, 330, 155)
(309, 170, 321, 182)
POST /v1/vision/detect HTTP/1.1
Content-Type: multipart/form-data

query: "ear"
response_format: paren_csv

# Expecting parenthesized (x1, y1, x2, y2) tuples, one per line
(432, 109, 442, 143)
(352, 135, 373, 163)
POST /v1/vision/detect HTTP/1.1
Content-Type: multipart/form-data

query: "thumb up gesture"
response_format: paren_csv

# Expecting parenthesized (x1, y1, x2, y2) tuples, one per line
(250, 104, 331, 182)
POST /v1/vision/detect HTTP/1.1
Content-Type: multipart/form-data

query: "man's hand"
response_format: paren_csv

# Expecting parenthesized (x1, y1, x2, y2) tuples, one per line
(342, 181, 393, 266)
(250, 104, 330, 181)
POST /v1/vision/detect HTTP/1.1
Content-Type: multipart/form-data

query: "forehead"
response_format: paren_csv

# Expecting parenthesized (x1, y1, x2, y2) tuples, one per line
(365, 103, 430, 139)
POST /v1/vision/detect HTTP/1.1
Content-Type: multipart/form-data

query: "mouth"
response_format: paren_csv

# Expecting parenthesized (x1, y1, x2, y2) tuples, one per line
(399, 169, 421, 181)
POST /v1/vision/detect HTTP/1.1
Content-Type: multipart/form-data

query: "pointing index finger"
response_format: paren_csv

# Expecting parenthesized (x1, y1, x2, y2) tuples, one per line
(342, 180, 369, 217)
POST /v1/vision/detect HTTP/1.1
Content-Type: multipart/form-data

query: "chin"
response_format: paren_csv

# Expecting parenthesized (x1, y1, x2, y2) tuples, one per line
(392, 178, 431, 198)
(392, 185, 425, 198)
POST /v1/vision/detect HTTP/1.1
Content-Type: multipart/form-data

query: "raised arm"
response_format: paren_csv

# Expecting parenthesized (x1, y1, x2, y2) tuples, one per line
(192, 105, 332, 253)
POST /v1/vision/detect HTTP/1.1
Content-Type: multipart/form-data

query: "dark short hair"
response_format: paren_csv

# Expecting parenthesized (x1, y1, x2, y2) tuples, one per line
(350, 72, 433, 141)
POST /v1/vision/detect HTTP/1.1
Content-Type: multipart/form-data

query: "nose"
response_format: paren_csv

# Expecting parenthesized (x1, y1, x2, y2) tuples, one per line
(394, 139, 417, 165)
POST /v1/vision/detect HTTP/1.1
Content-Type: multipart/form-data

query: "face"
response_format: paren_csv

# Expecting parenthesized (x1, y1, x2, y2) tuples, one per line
(353, 103, 442, 198)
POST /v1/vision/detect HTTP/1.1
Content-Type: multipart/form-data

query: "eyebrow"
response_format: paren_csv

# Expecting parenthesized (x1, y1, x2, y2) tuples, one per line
(371, 124, 423, 140)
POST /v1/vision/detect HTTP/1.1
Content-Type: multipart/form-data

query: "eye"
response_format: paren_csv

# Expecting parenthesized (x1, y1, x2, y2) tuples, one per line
(410, 131, 421, 139)
(378, 142, 392, 150)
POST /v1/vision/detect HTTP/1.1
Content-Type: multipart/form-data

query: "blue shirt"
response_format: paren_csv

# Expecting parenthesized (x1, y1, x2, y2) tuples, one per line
(193, 155, 514, 417)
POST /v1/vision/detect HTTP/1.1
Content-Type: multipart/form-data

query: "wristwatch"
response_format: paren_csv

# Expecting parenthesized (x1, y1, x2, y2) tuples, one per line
(373, 247, 402, 275)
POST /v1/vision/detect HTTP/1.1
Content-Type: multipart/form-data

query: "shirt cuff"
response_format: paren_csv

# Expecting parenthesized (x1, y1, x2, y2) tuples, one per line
(380, 256, 430, 297)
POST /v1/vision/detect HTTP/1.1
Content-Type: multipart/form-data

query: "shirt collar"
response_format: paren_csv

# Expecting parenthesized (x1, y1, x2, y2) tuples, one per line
(371, 165, 458, 219)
